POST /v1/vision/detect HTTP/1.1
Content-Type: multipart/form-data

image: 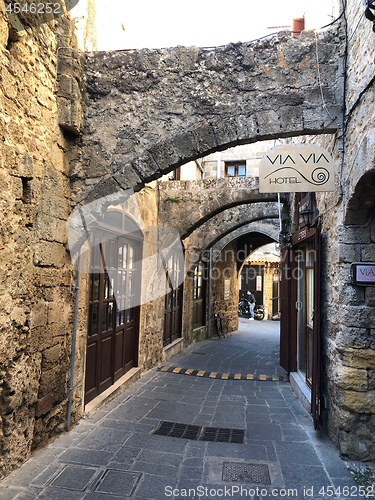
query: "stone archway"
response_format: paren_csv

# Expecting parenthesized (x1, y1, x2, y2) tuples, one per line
(184, 207, 278, 268)
(157, 178, 284, 238)
(212, 221, 280, 259)
(66, 27, 342, 451)
(70, 30, 341, 208)
(327, 169, 375, 459)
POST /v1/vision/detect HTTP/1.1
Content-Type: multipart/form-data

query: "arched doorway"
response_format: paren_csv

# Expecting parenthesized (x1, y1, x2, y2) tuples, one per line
(239, 243, 281, 320)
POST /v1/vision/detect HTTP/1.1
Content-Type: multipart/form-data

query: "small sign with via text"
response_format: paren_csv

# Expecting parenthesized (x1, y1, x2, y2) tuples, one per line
(351, 263, 375, 286)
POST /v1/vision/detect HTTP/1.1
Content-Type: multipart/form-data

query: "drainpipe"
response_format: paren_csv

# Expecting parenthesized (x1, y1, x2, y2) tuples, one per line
(278, 193, 282, 231)
(67, 251, 81, 431)
(195, 159, 205, 179)
(207, 247, 213, 338)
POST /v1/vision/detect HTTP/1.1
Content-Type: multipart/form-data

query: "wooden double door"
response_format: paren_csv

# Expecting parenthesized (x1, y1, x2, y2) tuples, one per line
(163, 250, 184, 347)
(85, 227, 142, 404)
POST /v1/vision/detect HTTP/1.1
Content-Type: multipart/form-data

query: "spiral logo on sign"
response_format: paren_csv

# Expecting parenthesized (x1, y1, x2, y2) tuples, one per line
(311, 167, 330, 185)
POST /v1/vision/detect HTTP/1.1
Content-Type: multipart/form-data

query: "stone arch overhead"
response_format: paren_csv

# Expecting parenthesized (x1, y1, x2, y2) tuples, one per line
(184, 203, 278, 266)
(212, 221, 280, 258)
(75, 29, 342, 208)
(342, 90, 375, 224)
(178, 200, 280, 243)
(343, 170, 375, 229)
(158, 178, 286, 239)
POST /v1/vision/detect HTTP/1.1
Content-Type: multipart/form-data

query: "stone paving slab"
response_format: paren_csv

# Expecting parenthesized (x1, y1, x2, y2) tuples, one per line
(0, 319, 357, 500)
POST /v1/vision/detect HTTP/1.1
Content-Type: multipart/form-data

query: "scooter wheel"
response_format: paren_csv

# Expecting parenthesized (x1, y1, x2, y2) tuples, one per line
(255, 312, 265, 320)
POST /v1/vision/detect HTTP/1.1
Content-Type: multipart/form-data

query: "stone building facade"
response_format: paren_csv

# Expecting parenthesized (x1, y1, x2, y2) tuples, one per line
(275, 0, 375, 460)
(312, 0, 375, 459)
(0, 2, 84, 474)
(1, 0, 375, 477)
(202, 141, 278, 180)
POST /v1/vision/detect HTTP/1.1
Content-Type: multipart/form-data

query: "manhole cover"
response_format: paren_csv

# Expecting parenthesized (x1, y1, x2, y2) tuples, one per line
(192, 351, 206, 355)
(49, 465, 98, 491)
(222, 462, 271, 485)
(94, 470, 142, 496)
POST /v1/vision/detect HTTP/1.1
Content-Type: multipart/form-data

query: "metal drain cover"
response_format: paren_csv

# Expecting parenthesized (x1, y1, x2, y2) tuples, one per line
(152, 421, 245, 444)
(222, 462, 271, 485)
(94, 470, 142, 496)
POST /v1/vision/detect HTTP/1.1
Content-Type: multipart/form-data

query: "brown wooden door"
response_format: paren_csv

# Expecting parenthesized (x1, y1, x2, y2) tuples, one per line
(311, 227, 321, 430)
(85, 228, 142, 405)
(163, 250, 183, 347)
(193, 262, 206, 328)
(282, 227, 321, 429)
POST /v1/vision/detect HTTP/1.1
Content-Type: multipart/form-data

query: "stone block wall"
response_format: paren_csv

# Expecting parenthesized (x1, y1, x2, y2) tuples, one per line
(0, 5, 83, 475)
(310, 0, 375, 460)
(202, 141, 278, 180)
(157, 178, 282, 239)
(322, 208, 375, 459)
(292, 130, 375, 458)
(210, 241, 239, 336)
(136, 188, 166, 370)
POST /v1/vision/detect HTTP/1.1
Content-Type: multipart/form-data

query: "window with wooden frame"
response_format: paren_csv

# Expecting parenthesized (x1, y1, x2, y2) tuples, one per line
(163, 249, 184, 346)
(225, 161, 246, 178)
(169, 167, 181, 180)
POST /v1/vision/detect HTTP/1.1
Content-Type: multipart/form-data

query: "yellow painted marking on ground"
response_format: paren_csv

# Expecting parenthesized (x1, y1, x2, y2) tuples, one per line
(163, 367, 280, 381)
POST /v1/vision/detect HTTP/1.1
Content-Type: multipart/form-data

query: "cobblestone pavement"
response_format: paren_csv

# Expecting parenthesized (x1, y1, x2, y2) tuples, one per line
(0, 319, 356, 500)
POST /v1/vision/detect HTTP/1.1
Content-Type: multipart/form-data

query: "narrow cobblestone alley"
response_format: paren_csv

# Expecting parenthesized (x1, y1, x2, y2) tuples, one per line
(0, 320, 356, 500)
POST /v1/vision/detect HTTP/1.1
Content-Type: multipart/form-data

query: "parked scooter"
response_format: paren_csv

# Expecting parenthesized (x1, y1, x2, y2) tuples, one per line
(238, 299, 265, 320)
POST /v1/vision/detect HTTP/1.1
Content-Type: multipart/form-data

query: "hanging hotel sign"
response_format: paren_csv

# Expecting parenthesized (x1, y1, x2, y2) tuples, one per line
(350, 263, 375, 286)
(259, 144, 335, 193)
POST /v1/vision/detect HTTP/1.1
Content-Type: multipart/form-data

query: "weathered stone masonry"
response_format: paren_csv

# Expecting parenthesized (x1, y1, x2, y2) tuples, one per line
(157, 177, 285, 239)
(295, 0, 375, 460)
(0, 7, 350, 475)
(0, 4, 85, 474)
(75, 29, 341, 211)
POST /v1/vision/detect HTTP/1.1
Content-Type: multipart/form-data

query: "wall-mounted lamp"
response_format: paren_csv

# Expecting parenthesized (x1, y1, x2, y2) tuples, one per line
(300, 208, 318, 230)
(365, 0, 375, 32)
(280, 228, 292, 246)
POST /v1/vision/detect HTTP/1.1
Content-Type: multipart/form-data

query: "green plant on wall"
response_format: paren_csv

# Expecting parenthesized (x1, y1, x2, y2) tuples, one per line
(347, 464, 375, 498)
(164, 196, 182, 204)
